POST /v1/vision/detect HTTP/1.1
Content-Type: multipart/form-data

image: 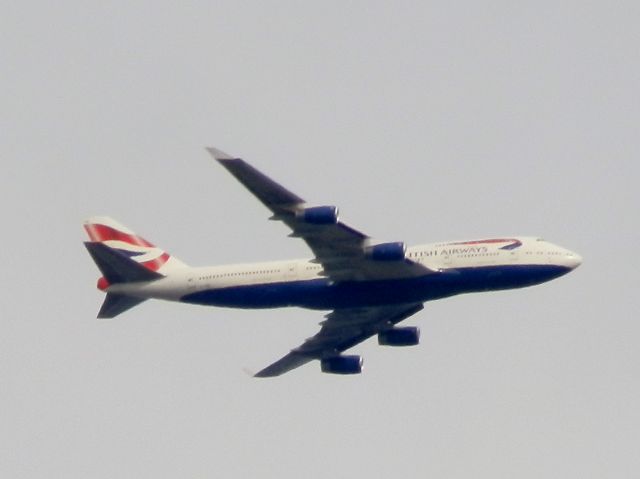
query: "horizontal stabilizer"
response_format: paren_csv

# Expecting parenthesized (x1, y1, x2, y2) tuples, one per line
(98, 293, 146, 319)
(84, 242, 163, 284)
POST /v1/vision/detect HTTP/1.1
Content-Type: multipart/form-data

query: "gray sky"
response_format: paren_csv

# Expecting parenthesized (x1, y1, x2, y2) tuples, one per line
(2, 2, 638, 477)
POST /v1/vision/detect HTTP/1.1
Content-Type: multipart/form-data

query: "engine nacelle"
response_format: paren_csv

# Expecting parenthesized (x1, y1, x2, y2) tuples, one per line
(378, 326, 420, 346)
(320, 355, 363, 374)
(297, 206, 339, 225)
(365, 241, 406, 261)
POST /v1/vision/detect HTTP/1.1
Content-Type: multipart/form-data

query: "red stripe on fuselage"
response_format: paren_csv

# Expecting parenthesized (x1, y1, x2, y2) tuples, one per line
(447, 239, 518, 246)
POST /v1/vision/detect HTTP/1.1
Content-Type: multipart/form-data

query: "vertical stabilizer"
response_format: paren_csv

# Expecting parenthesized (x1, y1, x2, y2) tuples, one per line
(84, 216, 187, 275)
(84, 217, 187, 318)
(84, 242, 164, 284)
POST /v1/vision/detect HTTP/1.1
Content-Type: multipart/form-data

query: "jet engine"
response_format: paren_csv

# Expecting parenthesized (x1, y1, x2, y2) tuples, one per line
(297, 206, 339, 225)
(378, 326, 420, 346)
(320, 355, 363, 374)
(365, 241, 406, 261)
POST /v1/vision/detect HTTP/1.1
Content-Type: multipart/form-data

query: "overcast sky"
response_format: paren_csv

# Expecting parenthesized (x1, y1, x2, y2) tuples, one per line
(2, 2, 638, 478)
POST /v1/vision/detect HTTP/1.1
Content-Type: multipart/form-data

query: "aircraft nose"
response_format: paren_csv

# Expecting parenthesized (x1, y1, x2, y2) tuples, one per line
(565, 251, 583, 269)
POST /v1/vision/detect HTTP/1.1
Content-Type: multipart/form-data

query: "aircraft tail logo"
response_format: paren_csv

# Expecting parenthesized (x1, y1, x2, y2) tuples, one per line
(84, 216, 187, 290)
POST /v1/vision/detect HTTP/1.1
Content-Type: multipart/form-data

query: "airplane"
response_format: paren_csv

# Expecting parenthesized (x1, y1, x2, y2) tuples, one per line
(84, 147, 582, 377)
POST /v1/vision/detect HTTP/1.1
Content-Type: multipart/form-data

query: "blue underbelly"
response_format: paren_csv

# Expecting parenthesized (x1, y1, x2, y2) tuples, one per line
(180, 264, 571, 310)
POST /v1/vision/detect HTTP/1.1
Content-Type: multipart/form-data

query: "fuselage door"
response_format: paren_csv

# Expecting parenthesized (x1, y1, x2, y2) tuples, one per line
(440, 250, 452, 268)
(285, 262, 298, 280)
(509, 250, 520, 263)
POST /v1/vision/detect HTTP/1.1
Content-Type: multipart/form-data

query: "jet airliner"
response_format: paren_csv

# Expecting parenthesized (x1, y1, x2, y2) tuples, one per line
(84, 148, 582, 377)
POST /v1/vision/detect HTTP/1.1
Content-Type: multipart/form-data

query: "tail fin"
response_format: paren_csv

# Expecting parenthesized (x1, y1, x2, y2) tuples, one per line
(84, 242, 165, 284)
(84, 217, 187, 277)
(84, 217, 187, 318)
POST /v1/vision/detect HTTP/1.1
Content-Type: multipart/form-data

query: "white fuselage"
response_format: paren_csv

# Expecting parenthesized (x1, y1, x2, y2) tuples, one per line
(109, 237, 582, 310)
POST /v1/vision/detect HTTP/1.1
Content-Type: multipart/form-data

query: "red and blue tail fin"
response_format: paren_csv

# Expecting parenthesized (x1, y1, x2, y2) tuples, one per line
(84, 242, 165, 285)
(84, 216, 187, 290)
(84, 217, 188, 318)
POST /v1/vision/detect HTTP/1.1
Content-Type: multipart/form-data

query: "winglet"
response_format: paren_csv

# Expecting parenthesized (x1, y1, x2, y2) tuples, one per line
(206, 147, 236, 161)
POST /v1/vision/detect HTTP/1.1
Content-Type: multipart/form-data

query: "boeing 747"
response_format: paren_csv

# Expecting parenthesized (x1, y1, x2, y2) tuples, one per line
(84, 148, 582, 377)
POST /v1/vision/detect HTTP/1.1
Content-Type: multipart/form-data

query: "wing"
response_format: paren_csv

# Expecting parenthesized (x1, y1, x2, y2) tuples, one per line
(207, 147, 436, 281)
(254, 303, 424, 377)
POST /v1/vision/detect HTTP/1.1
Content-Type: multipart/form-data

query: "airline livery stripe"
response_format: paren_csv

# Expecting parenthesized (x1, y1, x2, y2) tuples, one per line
(141, 252, 170, 271)
(84, 224, 154, 247)
(447, 238, 523, 250)
(447, 239, 520, 246)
